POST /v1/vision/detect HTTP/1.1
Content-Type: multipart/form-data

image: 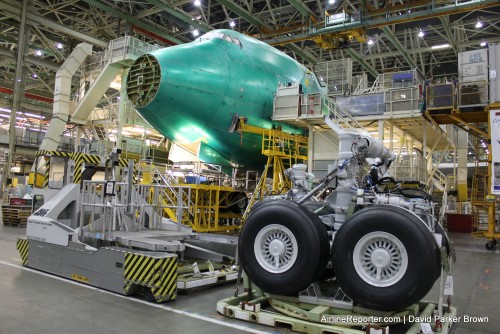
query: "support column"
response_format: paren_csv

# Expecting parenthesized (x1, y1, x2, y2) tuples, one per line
(6, 0, 31, 186)
(389, 123, 394, 151)
(377, 120, 384, 141)
(117, 68, 129, 149)
(75, 127, 82, 152)
(307, 125, 314, 174)
(456, 129, 468, 201)
(422, 120, 429, 160)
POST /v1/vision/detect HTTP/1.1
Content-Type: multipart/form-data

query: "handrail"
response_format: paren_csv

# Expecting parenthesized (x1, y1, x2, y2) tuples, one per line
(323, 96, 365, 131)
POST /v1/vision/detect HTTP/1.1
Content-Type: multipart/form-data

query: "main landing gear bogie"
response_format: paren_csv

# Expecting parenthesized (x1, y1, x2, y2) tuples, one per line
(239, 201, 442, 312)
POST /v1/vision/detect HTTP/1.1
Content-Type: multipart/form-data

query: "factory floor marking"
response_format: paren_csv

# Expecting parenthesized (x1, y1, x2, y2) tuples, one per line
(0, 260, 270, 334)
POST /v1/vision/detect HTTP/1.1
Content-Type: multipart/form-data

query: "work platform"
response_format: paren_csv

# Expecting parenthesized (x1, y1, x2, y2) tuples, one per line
(272, 85, 454, 152)
(217, 286, 457, 334)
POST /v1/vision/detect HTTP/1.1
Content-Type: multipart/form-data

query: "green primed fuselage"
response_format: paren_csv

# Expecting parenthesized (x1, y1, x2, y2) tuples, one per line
(127, 29, 326, 170)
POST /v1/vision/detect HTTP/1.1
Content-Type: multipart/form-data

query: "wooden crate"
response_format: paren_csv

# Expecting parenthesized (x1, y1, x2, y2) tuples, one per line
(2, 205, 31, 226)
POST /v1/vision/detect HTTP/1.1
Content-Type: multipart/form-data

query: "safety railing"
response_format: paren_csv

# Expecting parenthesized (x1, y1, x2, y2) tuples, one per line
(80, 180, 130, 234)
(133, 184, 191, 231)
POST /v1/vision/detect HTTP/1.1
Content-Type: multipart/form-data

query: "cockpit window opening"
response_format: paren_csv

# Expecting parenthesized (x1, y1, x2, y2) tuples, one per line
(223, 34, 243, 48)
(198, 32, 224, 42)
(233, 37, 242, 48)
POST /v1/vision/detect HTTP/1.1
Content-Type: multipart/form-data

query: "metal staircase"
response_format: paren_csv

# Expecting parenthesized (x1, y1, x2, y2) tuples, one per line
(91, 123, 108, 140)
(137, 161, 195, 224)
(322, 96, 366, 132)
(71, 36, 160, 126)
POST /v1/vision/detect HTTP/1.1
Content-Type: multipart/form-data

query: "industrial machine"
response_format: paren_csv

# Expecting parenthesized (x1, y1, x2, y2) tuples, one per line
(17, 148, 240, 301)
(218, 87, 456, 333)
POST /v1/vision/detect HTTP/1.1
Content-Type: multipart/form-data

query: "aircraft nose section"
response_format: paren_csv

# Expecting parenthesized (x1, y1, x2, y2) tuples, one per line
(127, 54, 161, 108)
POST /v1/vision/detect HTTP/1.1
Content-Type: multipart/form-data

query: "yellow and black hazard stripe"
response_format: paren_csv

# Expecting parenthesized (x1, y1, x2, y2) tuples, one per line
(71, 152, 101, 184)
(123, 253, 177, 302)
(43, 158, 50, 188)
(150, 257, 177, 302)
(16, 239, 29, 266)
(133, 162, 138, 184)
(36, 150, 72, 157)
(117, 158, 129, 168)
(104, 157, 129, 168)
(34, 151, 72, 187)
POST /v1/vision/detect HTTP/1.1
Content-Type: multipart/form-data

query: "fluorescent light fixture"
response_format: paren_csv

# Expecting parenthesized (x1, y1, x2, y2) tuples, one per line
(32, 73, 38, 78)
(0, 114, 10, 118)
(367, 39, 374, 45)
(229, 20, 236, 28)
(0, 108, 10, 112)
(194, 0, 201, 6)
(418, 30, 424, 38)
(480, 41, 487, 47)
(24, 112, 45, 119)
(475, 21, 483, 28)
(431, 43, 450, 50)
(35, 50, 42, 56)
(192, 29, 199, 37)
(328, 0, 335, 3)
(56, 43, 63, 49)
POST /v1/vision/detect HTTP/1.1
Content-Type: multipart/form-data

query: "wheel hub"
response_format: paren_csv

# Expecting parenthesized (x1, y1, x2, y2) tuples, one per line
(353, 231, 408, 287)
(371, 249, 391, 268)
(254, 224, 298, 274)
(269, 239, 286, 257)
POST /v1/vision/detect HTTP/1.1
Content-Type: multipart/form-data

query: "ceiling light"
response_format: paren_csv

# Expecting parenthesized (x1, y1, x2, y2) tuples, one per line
(418, 30, 424, 38)
(194, 0, 201, 6)
(32, 73, 37, 78)
(229, 20, 236, 28)
(475, 21, 483, 28)
(192, 29, 199, 37)
(328, 0, 335, 3)
(480, 41, 487, 47)
(431, 43, 450, 50)
(35, 50, 42, 56)
(24, 112, 45, 119)
(367, 39, 374, 45)
(56, 43, 63, 49)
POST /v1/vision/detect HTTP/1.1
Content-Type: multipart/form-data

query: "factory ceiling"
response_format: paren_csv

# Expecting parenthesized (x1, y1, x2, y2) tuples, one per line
(0, 0, 500, 107)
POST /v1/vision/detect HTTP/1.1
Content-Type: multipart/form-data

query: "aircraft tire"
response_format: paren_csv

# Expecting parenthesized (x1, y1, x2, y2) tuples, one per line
(332, 205, 440, 311)
(239, 200, 329, 295)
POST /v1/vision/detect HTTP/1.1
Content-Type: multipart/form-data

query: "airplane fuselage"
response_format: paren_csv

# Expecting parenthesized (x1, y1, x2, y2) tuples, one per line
(127, 29, 326, 169)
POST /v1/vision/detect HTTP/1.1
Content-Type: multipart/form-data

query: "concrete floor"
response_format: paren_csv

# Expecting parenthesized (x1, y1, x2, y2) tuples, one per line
(0, 223, 499, 334)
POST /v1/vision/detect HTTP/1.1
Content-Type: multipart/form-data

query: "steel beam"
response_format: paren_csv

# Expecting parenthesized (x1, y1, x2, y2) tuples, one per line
(286, 0, 317, 21)
(143, 0, 213, 33)
(7, 0, 30, 181)
(439, 16, 459, 55)
(216, 0, 317, 63)
(344, 48, 378, 78)
(216, 0, 262, 29)
(1, 0, 108, 48)
(0, 47, 60, 71)
(381, 26, 417, 69)
(83, 0, 184, 45)
(262, 0, 500, 45)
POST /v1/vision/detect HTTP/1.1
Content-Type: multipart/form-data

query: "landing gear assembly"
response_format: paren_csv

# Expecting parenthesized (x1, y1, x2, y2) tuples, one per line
(220, 127, 457, 332)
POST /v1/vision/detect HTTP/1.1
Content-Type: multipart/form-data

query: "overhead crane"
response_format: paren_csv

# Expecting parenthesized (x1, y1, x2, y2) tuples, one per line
(259, 0, 499, 51)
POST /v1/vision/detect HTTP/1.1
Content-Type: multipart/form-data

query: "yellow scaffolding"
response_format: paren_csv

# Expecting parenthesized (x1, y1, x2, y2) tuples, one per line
(237, 119, 309, 221)
(139, 161, 243, 232)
